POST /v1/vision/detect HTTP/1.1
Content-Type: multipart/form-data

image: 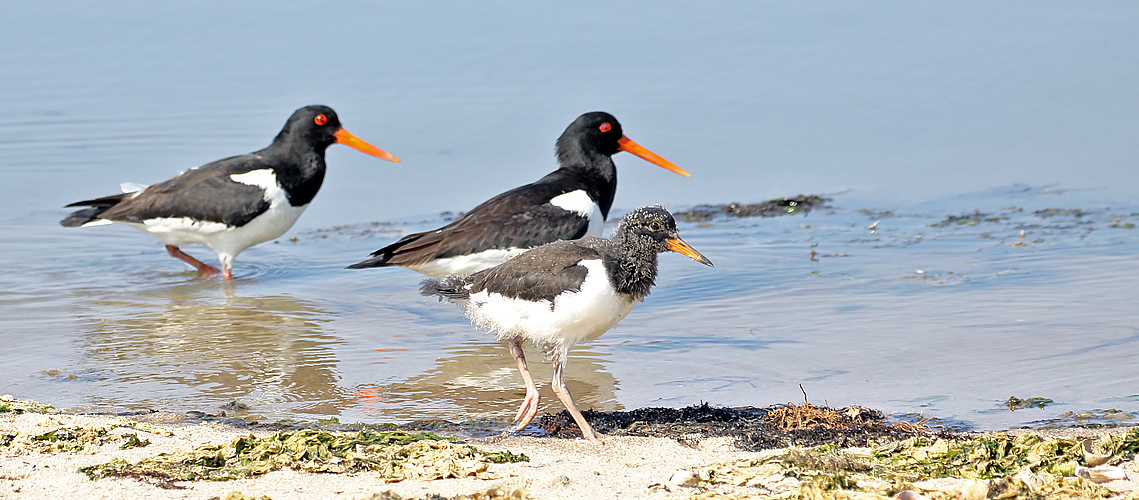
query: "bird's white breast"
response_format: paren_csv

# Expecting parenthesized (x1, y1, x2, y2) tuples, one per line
(464, 259, 637, 350)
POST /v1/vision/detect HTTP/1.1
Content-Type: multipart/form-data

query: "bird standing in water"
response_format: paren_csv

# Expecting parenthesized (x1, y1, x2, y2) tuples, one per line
(420, 206, 713, 443)
(62, 105, 400, 279)
(349, 112, 689, 278)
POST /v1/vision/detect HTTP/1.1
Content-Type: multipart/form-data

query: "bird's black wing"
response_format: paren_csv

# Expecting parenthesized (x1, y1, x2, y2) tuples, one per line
(84, 155, 274, 228)
(349, 181, 593, 269)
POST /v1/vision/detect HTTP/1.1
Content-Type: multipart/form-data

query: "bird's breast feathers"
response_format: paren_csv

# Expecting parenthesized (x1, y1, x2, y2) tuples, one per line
(464, 259, 636, 347)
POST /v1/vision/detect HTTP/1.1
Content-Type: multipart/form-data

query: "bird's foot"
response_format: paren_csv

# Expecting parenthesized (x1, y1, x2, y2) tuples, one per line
(166, 245, 221, 278)
(512, 391, 541, 430)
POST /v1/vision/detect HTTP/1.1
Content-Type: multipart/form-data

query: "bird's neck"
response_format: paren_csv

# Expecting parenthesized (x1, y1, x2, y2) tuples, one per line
(554, 146, 617, 218)
(603, 242, 659, 300)
(260, 141, 328, 207)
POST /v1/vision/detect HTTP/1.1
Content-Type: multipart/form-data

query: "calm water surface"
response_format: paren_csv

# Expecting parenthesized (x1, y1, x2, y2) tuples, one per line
(1, 2, 1138, 431)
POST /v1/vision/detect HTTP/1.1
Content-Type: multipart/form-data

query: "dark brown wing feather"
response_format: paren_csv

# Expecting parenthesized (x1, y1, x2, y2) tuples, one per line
(349, 181, 592, 269)
(62, 155, 274, 228)
(467, 240, 602, 303)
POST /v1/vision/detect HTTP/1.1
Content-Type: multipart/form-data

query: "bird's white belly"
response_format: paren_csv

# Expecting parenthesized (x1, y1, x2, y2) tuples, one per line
(124, 204, 306, 256)
(119, 169, 307, 267)
(464, 259, 637, 348)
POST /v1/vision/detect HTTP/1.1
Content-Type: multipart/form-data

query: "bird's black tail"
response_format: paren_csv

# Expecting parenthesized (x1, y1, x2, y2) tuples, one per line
(60, 193, 129, 227)
(346, 247, 397, 269)
(347, 232, 436, 269)
(419, 275, 471, 302)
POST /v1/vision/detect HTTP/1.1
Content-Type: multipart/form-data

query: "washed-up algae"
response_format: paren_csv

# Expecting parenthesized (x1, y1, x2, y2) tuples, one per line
(0, 395, 59, 415)
(360, 488, 528, 500)
(1, 424, 149, 454)
(80, 429, 527, 487)
(538, 403, 932, 450)
(210, 488, 529, 500)
(683, 428, 1139, 499)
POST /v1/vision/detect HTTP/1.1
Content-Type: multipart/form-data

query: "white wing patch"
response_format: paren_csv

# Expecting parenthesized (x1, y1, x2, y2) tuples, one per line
(549, 190, 595, 217)
(120, 182, 148, 195)
(230, 170, 280, 191)
(408, 247, 528, 279)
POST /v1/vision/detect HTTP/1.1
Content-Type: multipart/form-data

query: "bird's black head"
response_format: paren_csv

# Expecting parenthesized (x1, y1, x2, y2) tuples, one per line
(616, 205, 713, 266)
(559, 111, 625, 156)
(555, 111, 689, 178)
(271, 105, 399, 162)
(276, 105, 344, 151)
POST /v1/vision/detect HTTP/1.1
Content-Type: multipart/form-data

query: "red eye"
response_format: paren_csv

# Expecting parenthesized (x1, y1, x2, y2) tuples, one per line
(314, 114, 328, 126)
(599, 122, 612, 132)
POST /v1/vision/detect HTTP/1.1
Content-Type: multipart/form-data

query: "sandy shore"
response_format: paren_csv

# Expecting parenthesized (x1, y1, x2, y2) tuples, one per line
(4, 410, 1139, 500)
(0, 411, 772, 500)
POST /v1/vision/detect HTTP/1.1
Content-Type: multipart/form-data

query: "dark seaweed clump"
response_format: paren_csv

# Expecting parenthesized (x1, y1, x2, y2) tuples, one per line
(537, 402, 935, 451)
(675, 195, 830, 222)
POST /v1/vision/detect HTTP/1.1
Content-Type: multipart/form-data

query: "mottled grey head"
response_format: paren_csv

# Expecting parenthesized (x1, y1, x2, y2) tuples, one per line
(615, 205, 713, 266)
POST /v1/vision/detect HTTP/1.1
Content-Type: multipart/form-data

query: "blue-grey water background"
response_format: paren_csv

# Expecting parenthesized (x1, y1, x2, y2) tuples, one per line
(2, 2, 1138, 430)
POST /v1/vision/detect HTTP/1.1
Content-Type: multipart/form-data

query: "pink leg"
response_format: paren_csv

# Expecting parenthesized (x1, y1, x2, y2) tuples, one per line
(165, 245, 220, 278)
(507, 339, 541, 431)
(550, 360, 603, 444)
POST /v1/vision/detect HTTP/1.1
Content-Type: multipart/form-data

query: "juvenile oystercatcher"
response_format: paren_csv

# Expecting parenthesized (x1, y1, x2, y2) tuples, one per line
(61, 105, 399, 279)
(420, 205, 713, 443)
(347, 112, 689, 278)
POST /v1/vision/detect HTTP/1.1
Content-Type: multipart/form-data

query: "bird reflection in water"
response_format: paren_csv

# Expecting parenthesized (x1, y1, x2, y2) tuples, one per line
(353, 340, 620, 422)
(77, 282, 350, 418)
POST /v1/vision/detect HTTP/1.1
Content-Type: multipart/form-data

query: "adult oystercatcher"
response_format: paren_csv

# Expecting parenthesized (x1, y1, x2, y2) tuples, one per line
(347, 112, 689, 278)
(420, 205, 713, 443)
(61, 105, 399, 279)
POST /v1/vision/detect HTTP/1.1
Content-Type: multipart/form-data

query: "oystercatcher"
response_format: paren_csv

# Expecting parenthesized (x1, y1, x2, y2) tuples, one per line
(61, 105, 400, 279)
(348, 112, 689, 278)
(420, 205, 713, 443)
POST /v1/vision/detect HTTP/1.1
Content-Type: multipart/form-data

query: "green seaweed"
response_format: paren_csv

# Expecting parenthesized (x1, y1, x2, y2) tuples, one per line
(119, 433, 150, 449)
(0, 395, 59, 415)
(691, 429, 1139, 499)
(480, 450, 529, 463)
(81, 429, 525, 484)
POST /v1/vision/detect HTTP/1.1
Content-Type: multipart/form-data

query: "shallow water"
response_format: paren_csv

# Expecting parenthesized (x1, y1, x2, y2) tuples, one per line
(2, 3, 1139, 431)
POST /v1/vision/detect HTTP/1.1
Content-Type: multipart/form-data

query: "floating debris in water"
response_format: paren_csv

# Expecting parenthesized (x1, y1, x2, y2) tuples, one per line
(674, 195, 831, 222)
(80, 429, 526, 486)
(1035, 208, 1086, 218)
(1006, 396, 1055, 411)
(537, 403, 932, 451)
(930, 210, 1010, 227)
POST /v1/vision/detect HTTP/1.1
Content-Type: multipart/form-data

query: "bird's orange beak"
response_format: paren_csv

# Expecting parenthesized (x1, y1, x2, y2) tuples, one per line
(334, 128, 401, 163)
(666, 236, 713, 267)
(617, 136, 689, 177)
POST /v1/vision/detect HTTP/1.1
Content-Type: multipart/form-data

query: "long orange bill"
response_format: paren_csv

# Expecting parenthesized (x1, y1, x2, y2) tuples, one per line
(334, 128, 401, 163)
(666, 236, 713, 267)
(617, 136, 690, 177)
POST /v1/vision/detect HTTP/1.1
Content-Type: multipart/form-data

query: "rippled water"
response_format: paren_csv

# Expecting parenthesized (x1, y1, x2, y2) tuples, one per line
(2, 2, 1138, 431)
